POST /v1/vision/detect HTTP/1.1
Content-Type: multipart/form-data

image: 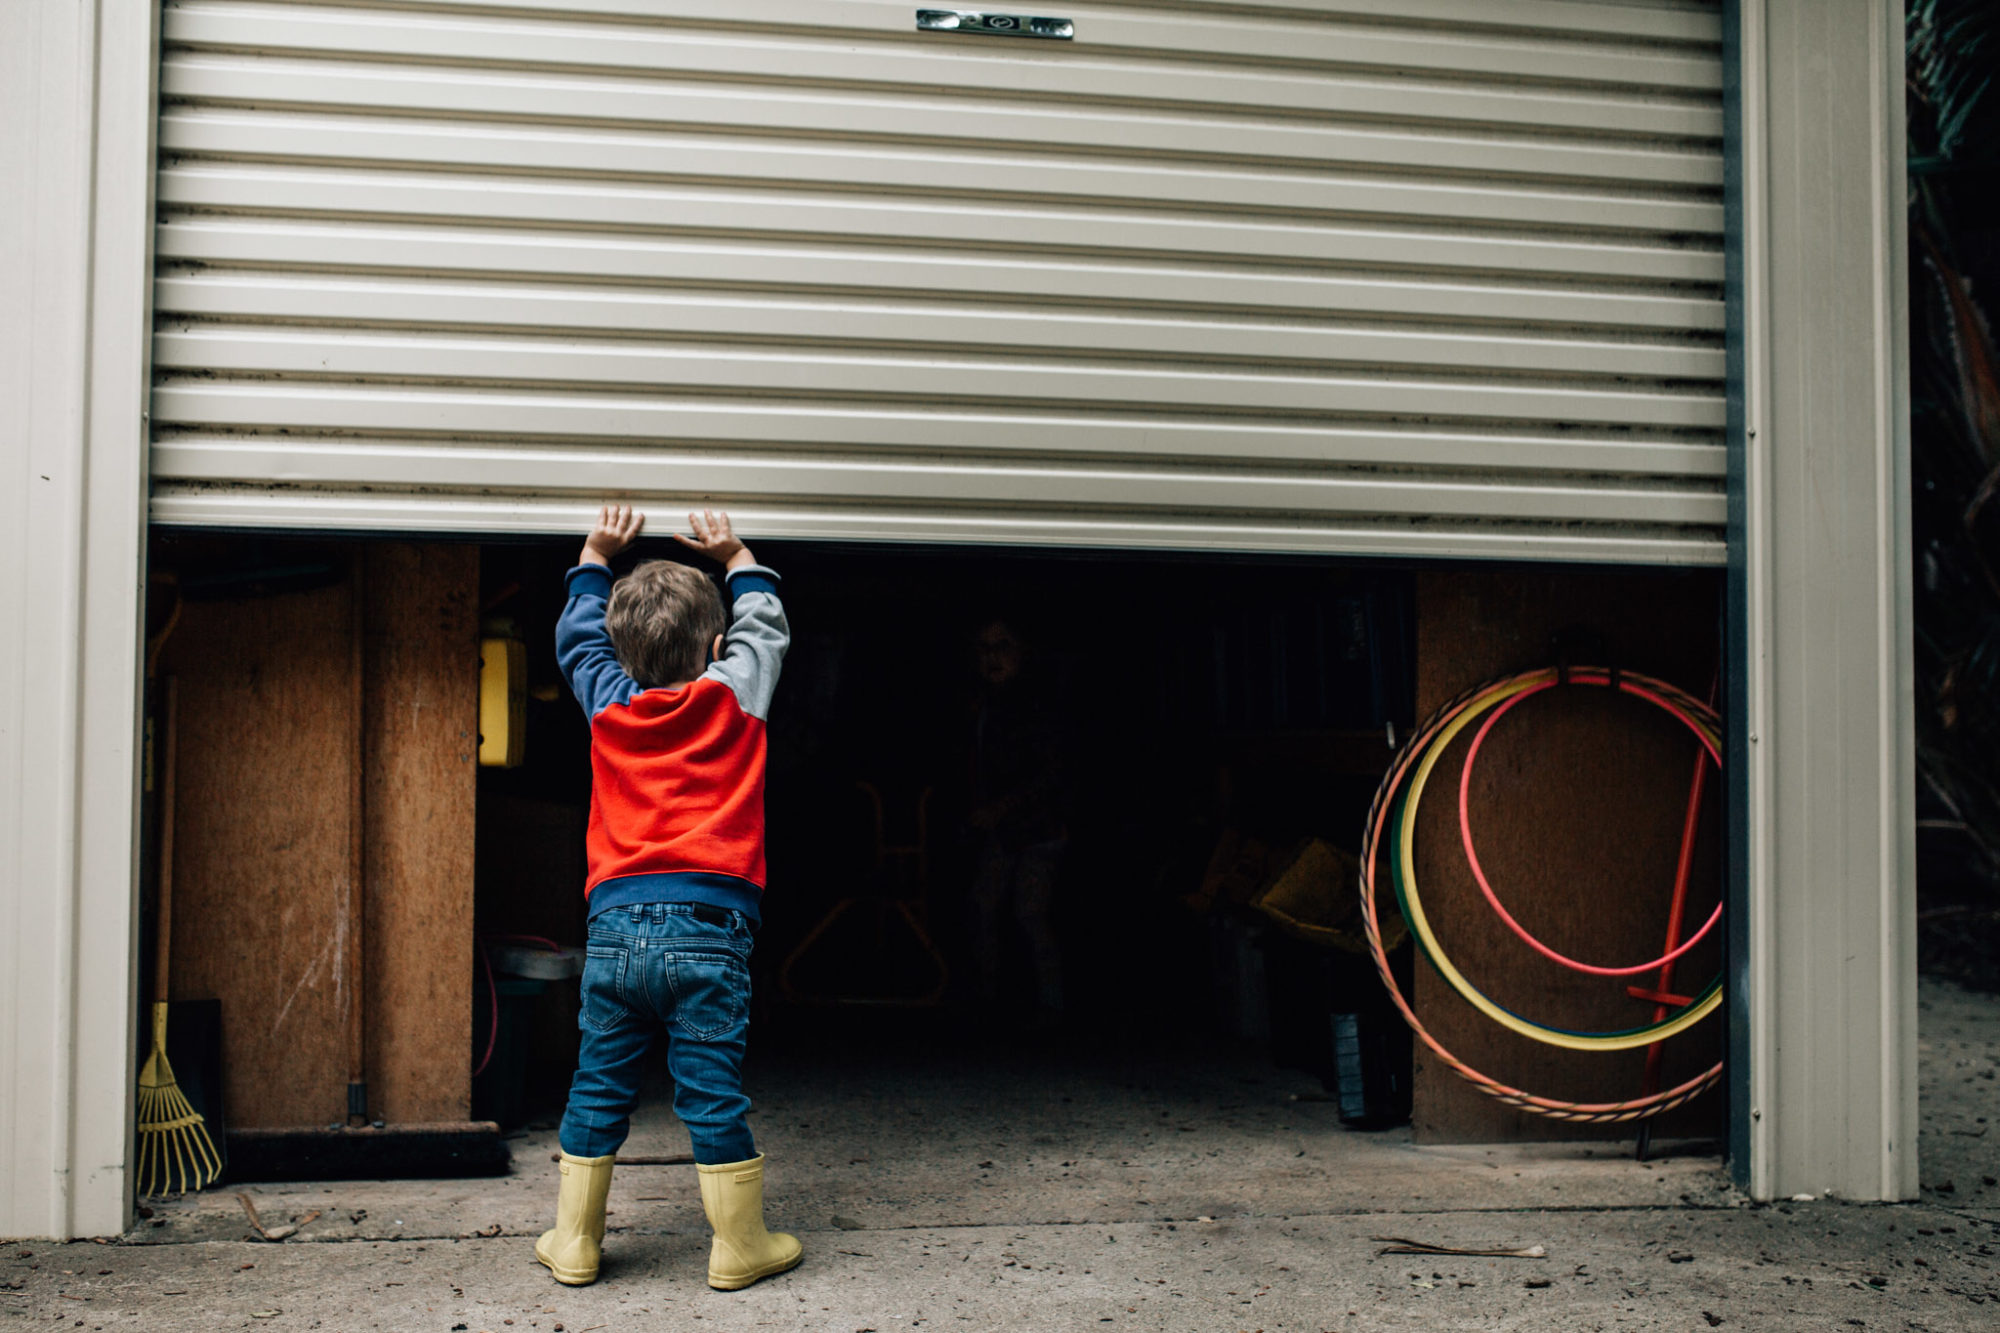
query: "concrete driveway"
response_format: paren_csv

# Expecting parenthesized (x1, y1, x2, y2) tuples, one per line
(7, 978, 1995, 1332)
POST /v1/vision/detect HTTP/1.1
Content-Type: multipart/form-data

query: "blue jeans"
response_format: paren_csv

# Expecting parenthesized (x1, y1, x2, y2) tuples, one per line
(558, 903, 757, 1165)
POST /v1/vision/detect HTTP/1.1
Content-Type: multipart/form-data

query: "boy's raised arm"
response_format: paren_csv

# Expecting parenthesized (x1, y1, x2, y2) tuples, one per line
(678, 510, 789, 722)
(557, 504, 644, 717)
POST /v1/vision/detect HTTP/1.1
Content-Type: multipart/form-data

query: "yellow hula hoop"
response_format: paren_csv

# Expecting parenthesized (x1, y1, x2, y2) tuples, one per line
(1394, 669, 1726, 1053)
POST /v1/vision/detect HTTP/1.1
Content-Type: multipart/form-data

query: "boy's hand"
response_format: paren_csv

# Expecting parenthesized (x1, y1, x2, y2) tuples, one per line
(581, 503, 644, 567)
(674, 509, 754, 572)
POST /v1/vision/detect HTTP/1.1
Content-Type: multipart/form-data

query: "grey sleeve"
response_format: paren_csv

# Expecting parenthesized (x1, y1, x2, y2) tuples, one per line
(704, 564, 788, 721)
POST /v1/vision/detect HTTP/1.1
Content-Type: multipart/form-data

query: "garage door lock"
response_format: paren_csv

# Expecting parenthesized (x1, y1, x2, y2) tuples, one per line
(916, 10, 1074, 40)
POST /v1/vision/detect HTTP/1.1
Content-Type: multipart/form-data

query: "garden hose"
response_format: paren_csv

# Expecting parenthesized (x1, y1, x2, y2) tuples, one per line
(1359, 666, 1726, 1122)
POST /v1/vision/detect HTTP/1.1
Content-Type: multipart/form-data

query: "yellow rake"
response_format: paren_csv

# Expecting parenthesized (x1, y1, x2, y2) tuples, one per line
(135, 675, 221, 1197)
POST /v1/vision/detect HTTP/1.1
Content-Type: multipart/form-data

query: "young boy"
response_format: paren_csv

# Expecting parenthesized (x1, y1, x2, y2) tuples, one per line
(536, 503, 801, 1292)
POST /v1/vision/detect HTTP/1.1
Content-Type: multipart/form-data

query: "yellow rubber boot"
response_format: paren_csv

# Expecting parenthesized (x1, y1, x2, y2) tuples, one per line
(697, 1155, 803, 1290)
(535, 1151, 615, 1285)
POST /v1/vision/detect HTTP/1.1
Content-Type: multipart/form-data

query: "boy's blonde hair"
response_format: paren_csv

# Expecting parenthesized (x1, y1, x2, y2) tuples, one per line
(606, 560, 726, 688)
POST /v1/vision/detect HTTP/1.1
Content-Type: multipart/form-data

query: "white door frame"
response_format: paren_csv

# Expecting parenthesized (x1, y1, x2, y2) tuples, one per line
(1724, 0, 1917, 1203)
(0, 0, 157, 1239)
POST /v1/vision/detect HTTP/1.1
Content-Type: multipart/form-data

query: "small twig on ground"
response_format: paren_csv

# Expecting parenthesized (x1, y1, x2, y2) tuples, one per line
(1372, 1236, 1547, 1259)
(236, 1195, 317, 1242)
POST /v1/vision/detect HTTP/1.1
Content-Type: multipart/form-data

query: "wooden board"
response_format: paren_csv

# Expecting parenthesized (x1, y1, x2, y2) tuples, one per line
(160, 577, 356, 1129)
(363, 543, 479, 1125)
(155, 540, 478, 1130)
(1409, 567, 1725, 1144)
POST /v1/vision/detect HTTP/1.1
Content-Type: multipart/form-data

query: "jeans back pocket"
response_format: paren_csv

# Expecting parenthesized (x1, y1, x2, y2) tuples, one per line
(665, 951, 750, 1042)
(580, 944, 630, 1033)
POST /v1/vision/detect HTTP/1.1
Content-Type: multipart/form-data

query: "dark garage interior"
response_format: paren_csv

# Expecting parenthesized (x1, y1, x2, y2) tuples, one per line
(141, 529, 1726, 1177)
(471, 540, 1419, 1135)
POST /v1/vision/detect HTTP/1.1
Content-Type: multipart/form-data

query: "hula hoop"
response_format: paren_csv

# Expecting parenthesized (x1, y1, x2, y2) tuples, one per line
(1457, 679, 1725, 978)
(1390, 786, 1723, 1045)
(1394, 671, 1723, 1051)
(1359, 666, 1725, 1122)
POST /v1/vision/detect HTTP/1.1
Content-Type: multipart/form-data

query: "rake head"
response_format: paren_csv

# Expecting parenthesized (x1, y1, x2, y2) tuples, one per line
(135, 1026, 221, 1198)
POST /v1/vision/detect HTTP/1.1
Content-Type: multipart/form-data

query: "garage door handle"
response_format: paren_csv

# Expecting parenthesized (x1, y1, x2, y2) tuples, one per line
(916, 10, 1074, 40)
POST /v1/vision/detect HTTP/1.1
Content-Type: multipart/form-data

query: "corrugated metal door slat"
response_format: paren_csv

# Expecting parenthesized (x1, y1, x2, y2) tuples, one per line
(162, 46, 1724, 142)
(162, 59, 1722, 187)
(158, 112, 1720, 234)
(153, 388, 1722, 475)
(151, 0, 1727, 562)
(156, 221, 1723, 330)
(164, 1, 1726, 92)
(156, 170, 1723, 283)
(155, 276, 1725, 380)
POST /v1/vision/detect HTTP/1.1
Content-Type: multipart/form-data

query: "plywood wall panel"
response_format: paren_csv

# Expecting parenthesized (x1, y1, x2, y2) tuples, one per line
(160, 579, 355, 1130)
(155, 540, 478, 1132)
(363, 543, 479, 1126)
(1410, 568, 1725, 1144)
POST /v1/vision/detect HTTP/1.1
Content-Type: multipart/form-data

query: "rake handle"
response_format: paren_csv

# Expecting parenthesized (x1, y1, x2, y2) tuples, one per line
(155, 676, 178, 1007)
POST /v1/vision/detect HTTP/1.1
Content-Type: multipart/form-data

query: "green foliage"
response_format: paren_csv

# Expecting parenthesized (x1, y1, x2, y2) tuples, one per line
(1909, 0, 2000, 170)
(1910, 1, 2000, 883)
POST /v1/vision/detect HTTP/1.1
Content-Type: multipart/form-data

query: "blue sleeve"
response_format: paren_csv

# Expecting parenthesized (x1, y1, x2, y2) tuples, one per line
(556, 564, 639, 718)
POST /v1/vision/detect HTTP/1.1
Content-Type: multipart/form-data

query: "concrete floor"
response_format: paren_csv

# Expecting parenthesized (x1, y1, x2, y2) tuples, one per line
(7, 978, 1997, 1332)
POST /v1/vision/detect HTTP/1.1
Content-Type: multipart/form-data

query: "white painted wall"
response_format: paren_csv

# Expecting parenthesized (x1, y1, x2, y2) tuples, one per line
(1730, 0, 1918, 1202)
(0, 0, 156, 1239)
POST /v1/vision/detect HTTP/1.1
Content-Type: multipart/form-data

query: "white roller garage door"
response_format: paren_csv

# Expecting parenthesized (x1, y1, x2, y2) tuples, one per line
(149, 0, 1727, 562)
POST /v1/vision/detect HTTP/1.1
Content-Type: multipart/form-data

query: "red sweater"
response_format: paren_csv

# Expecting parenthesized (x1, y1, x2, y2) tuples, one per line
(556, 562, 788, 922)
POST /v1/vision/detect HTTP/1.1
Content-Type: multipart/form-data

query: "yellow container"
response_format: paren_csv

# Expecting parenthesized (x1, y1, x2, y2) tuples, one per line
(478, 637, 526, 768)
(1253, 837, 1405, 955)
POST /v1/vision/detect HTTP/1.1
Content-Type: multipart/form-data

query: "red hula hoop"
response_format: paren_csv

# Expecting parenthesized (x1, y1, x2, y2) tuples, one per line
(1456, 678, 1723, 979)
(1360, 667, 1725, 1123)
